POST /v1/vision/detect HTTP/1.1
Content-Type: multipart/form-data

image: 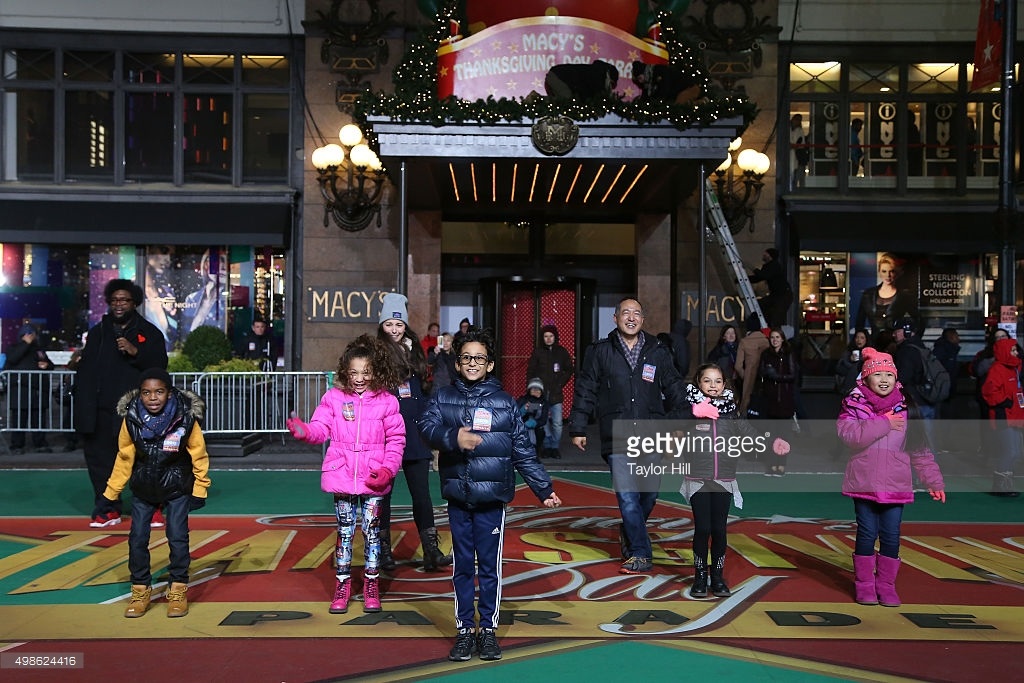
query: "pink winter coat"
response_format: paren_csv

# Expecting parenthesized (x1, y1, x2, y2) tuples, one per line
(836, 384, 943, 504)
(302, 387, 405, 496)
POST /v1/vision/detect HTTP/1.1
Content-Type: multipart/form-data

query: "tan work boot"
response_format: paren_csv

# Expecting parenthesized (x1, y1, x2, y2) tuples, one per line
(124, 584, 152, 618)
(166, 582, 189, 617)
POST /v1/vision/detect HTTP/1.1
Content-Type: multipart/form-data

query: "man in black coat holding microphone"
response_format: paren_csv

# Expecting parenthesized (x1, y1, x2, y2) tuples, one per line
(74, 278, 167, 527)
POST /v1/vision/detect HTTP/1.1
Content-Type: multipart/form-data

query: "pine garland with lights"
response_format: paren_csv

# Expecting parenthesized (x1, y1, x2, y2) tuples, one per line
(354, 7, 755, 133)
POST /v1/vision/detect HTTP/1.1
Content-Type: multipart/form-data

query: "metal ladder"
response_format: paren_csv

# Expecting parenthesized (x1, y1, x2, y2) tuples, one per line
(703, 177, 767, 328)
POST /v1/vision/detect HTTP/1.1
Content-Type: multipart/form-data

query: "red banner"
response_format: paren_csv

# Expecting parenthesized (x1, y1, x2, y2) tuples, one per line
(437, 16, 668, 101)
(971, 0, 1003, 92)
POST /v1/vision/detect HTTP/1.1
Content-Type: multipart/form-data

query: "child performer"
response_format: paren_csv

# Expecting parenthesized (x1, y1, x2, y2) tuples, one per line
(287, 334, 405, 614)
(683, 363, 788, 599)
(102, 368, 210, 618)
(837, 348, 945, 607)
(516, 377, 549, 456)
(419, 328, 562, 663)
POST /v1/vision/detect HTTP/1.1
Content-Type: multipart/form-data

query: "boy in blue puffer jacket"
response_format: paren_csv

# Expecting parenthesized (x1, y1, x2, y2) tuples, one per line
(419, 328, 562, 664)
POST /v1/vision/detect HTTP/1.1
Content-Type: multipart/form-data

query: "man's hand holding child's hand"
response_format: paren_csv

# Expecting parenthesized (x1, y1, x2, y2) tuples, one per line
(543, 492, 562, 508)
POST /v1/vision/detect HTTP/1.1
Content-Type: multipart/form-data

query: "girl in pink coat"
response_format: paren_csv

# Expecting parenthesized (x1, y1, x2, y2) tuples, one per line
(287, 334, 406, 615)
(837, 347, 945, 608)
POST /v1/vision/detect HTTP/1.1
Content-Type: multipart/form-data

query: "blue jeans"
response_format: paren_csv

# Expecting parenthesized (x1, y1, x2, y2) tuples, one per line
(129, 494, 191, 585)
(853, 498, 904, 558)
(917, 402, 937, 451)
(609, 453, 659, 559)
(543, 403, 563, 450)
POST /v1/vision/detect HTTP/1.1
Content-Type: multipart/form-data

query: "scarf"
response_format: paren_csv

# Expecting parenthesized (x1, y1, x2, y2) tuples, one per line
(138, 393, 181, 440)
(685, 383, 737, 414)
(854, 380, 905, 415)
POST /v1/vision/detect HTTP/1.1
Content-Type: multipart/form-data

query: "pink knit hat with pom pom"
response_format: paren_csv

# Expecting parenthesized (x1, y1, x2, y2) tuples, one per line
(861, 347, 897, 379)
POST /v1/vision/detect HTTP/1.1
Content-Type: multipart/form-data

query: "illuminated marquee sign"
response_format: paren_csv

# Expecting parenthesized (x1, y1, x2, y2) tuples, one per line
(437, 16, 668, 102)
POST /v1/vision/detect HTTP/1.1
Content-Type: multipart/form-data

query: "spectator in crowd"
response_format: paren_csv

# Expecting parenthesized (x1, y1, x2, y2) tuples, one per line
(568, 297, 690, 575)
(755, 327, 799, 476)
(790, 113, 810, 188)
(749, 248, 794, 328)
(7, 323, 54, 454)
(891, 316, 938, 450)
(836, 329, 870, 396)
(734, 313, 769, 416)
(429, 332, 457, 396)
(980, 337, 1024, 497)
(234, 315, 276, 371)
(932, 327, 961, 419)
(74, 279, 168, 528)
(421, 322, 440, 357)
(850, 118, 864, 176)
(971, 327, 1011, 419)
(657, 318, 693, 380)
(707, 324, 739, 384)
(516, 377, 549, 455)
(526, 324, 575, 459)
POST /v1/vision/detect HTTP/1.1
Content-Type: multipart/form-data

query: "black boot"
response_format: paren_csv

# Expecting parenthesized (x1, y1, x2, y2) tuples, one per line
(710, 555, 731, 597)
(379, 527, 397, 571)
(420, 527, 453, 572)
(689, 556, 708, 598)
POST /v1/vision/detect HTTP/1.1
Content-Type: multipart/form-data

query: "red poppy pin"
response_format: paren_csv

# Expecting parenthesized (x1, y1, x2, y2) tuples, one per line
(137, 334, 146, 343)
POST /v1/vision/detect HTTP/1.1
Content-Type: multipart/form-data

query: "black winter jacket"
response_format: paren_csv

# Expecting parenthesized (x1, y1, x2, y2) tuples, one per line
(73, 312, 168, 433)
(526, 325, 575, 405)
(567, 331, 690, 458)
(116, 388, 205, 503)
(419, 376, 554, 510)
(393, 374, 433, 462)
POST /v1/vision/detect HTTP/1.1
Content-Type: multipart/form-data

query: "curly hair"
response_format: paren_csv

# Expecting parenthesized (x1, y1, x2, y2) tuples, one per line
(335, 334, 401, 392)
(453, 327, 496, 363)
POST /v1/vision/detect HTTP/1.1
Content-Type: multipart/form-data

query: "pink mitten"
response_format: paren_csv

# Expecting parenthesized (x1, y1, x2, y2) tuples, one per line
(773, 438, 790, 456)
(692, 400, 720, 420)
(367, 467, 394, 493)
(287, 412, 309, 441)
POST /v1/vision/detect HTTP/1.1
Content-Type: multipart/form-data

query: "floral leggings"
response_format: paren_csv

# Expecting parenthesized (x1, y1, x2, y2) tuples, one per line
(334, 494, 383, 580)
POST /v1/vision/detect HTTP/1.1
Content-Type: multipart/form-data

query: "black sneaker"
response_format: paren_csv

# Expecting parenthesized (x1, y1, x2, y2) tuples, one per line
(448, 628, 476, 662)
(620, 556, 653, 574)
(477, 628, 502, 661)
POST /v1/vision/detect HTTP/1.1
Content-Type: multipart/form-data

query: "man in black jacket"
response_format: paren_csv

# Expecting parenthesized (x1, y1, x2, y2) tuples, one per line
(74, 278, 168, 528)
(6, 323, 54, 454)
(568, 297, 690, 575)
(749, 248, 793, 328)
(526, 324, 574, 459)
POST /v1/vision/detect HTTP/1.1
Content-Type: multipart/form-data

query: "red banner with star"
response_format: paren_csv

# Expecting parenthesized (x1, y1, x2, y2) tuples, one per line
(971, 0, 1003, 92)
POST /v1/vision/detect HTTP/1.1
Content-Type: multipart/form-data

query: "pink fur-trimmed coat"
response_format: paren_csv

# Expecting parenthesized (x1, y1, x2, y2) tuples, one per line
(837, 384, 943, 504)
(300, 387, 405, 496)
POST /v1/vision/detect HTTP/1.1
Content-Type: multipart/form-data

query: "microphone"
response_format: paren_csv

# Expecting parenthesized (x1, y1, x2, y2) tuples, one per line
(113, 326, 126, 353)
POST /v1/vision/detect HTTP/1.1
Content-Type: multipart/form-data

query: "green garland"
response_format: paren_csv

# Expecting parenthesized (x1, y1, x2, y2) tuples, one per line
(355, 9, 755, 133)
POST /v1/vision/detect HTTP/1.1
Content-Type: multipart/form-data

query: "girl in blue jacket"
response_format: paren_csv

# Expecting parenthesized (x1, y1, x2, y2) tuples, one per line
(419, 328, 561, 664)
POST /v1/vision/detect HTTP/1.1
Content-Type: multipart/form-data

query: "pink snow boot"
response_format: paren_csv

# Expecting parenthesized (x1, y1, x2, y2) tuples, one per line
(875, 555, 902, 607)
(852, 553, 878, 605)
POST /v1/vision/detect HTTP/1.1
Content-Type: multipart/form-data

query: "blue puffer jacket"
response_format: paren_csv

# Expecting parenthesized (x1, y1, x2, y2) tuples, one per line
(419, 375, 555, 510)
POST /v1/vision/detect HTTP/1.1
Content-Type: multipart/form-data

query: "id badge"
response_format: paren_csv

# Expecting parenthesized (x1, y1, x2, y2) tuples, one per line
(472, 407, 493, 432)
(1017, 392, 1024, 409)
(553, 362, 560, 373)
(162, 428, 185, 452)
(398, 382, 412, 399)
(641, 363, 656, 382)
(342, 402, 356, 421)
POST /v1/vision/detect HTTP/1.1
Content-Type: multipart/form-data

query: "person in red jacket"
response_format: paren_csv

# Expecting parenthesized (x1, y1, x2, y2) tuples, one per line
(980, 337, 1024, 497)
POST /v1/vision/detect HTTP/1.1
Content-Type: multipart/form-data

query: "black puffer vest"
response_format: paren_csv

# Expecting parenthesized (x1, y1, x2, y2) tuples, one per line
(116, 388, 205, 503)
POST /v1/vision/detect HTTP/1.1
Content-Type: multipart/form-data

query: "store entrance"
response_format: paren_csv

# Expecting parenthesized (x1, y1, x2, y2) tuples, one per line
(479, 278, 595, 409)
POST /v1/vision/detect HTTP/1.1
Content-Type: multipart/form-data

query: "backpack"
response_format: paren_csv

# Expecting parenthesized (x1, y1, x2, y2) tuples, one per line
(914, 345, 951, 404)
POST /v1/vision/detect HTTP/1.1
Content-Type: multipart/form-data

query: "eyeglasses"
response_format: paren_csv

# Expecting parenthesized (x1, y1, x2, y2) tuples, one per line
(109, 297, 134, 304)
(458, 354, 489, 366)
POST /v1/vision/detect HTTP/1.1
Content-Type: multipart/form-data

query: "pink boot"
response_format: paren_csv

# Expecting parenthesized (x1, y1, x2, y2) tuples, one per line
(875, 555, 901, 607)
(329, 578, 351, 614)
(363, 575, 381, 613)
(852, 553, 878, 605)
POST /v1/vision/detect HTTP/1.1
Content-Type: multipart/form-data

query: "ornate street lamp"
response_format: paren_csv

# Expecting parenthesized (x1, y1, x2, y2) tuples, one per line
(311, 123, 387, 232)
(712, 137, 771, 234)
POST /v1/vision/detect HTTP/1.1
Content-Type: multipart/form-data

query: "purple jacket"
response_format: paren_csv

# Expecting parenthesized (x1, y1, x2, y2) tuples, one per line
(302, 387, 405, 496)
(837, 385, 943, 504)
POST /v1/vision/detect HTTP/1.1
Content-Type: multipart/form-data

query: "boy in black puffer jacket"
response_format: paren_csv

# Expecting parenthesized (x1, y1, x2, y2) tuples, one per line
(102, 368, 210, 620)
(419, 329, 562, 664)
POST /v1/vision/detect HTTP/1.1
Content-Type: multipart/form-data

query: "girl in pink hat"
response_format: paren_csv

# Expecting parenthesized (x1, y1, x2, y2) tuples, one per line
(836, 347, 945, 608)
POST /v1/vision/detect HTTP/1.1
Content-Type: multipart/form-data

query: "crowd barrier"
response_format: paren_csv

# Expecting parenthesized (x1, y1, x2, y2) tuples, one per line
(0, 370, 333, 436)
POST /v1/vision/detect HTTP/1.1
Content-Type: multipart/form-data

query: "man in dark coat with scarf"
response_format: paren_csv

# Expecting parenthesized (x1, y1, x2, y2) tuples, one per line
(527, 324, 575, 459)
(74, 278, 168, 527)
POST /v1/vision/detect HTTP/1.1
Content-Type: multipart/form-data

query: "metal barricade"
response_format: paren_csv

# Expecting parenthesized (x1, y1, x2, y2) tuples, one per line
(0, 370, 332, 439)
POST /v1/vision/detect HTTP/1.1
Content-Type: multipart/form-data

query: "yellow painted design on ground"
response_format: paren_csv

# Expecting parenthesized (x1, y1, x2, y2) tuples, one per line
(1, 601, 1020, 641)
